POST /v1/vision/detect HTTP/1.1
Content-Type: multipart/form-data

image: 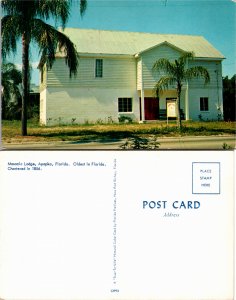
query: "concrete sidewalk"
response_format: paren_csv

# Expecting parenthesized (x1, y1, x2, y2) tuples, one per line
(1, 135, 235, 150)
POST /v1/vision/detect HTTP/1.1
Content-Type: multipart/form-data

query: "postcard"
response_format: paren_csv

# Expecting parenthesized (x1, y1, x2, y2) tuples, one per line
(0, 150, 234, 300)
(1, 1, 235, 300)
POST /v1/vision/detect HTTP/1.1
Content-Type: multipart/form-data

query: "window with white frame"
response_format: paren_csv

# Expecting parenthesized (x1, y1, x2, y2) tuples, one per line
(200, 97, 209, 111)
(95, 59, 103, 77)
(118, 98, 132, 112)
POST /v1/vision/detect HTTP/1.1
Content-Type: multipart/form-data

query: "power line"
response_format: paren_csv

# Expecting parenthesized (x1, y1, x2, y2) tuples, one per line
(87, 0, 232, 7)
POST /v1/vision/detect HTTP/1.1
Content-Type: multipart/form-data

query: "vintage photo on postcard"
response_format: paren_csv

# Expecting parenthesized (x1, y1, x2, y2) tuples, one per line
(1, 0, 235, 150)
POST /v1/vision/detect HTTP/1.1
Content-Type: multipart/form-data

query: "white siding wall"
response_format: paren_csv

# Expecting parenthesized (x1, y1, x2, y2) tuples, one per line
(40, 89, 47, 124)
(188, 60, 222, 89)
(188, 88, 223, 121)
(140, 44, 183, 90)
(187, 60, 223, 120)
(154, 87, 222, 121)
(139, 46, 223, 92)
(43, 87, 139, 125)
(40, 56, 139, 125)
(137, 45, 223, 121)
(47, 57, 136, 89)
(40, 48, 223, 123)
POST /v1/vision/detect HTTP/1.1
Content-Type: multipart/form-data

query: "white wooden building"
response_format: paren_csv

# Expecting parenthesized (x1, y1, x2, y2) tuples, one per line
(39, 29, 225, 125)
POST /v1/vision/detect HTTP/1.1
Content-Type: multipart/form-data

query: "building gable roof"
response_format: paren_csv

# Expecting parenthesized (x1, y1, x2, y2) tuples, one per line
(60, 28, 225, 59)
(135, 41, 186, 57)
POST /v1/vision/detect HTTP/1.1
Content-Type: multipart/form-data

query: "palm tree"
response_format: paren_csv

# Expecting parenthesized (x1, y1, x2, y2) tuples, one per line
(1, 62, 22, 120)
(1, 0, 87, 136)
(152, 52, 210, 128)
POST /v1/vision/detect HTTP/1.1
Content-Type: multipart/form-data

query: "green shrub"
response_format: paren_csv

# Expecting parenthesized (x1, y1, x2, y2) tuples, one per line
(120, 135, 160, 150)
(118, 115, 133, 124)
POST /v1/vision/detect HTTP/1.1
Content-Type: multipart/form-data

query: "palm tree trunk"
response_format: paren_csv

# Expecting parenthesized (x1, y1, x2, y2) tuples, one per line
(22, 32, 30, 136)
(176, 85, 182, 129)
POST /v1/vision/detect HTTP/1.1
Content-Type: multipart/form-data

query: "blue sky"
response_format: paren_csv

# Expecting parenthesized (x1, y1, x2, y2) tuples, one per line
(7, 0, 236, 85)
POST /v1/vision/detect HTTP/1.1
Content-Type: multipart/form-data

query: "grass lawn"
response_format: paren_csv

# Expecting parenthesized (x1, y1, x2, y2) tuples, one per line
(2, 119, 236, 144)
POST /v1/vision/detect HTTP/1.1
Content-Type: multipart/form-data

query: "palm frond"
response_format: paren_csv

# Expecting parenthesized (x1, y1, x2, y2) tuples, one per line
(2, 62, 22, 103)
(152, 58, 175, 75)
(35, 0, 87, 28)
(2, 0, 24, 15)
(1, 81, 11, 101)
(2, 80, 22, 100)
(1, 15, 22, 58)
(185, 66, 210, 84)
(1, 0, 85, 134)
(2, 0, 36, 17)
(178, 52, 194, 65)
(154, 76, 176, 96)
(36, 0, 70, 28)
(2, 0, 87, 29)
(79, 0, 87, 16)
(175, 52, 194, 78)
(2, 63, 22, 84)
(33, 19, 78, 77)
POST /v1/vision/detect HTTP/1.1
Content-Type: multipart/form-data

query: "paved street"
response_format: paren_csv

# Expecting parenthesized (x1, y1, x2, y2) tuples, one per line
(157, 135, 236, 150)
(1, 135, 235, 150)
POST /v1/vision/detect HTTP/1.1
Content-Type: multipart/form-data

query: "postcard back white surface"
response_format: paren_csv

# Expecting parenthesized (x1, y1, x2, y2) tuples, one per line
(0, 150, 234, 300)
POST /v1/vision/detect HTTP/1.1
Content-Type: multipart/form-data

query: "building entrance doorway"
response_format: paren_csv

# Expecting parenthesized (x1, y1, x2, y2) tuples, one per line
(140, 97, 159, 120)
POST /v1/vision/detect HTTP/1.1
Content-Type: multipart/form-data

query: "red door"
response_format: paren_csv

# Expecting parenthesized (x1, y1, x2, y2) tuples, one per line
(144, 98, 159, 120)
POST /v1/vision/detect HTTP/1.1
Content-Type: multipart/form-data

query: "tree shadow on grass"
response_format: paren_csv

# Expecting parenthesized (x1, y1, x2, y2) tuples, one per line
(29, 126, 236, 144)
(32, 130, 136, 144)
